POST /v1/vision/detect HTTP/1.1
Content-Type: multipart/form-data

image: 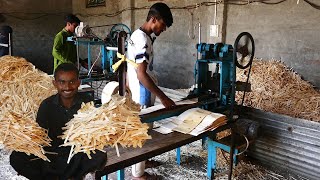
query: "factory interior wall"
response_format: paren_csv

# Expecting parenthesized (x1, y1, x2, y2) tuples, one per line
(225, 0, 320, 88)
(112, 0, 320, 89)
(0, 0, 72, 74)
(131, 0, 219, 89)
(3, 1, 318, 88)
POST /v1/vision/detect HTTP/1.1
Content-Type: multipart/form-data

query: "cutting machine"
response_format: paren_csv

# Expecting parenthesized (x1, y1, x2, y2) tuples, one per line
(190, 32, 255, 119)
(68, 23, 131, 82)
(141, 32, 255, 123)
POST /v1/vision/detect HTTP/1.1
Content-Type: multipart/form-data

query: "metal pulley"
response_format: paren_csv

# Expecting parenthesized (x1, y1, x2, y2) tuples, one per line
(107, 24, 131, 47)
(233, 32, 255, 69)
(75, 22, 92, 37)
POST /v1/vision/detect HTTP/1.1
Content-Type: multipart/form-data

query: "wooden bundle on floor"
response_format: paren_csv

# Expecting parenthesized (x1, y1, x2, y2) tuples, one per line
(61, 94, 151, 163)
(236, 59, 320, 121)
(0, 55, 56, 160)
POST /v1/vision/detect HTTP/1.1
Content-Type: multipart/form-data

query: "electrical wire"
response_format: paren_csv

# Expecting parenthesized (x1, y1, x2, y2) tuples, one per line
(235, 134, 249, 156)
(226, 0, 288, 5)
(259, 0, 288, 5)
(2, 0, 320, 21)
(87, 48, 101, 76)
(304, 0, 320, 10)
(89, 23, 118, 28)
(1, 12, 64, 20)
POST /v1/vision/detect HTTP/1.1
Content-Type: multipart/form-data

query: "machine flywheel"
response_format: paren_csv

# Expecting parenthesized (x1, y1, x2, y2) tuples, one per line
(233, 32, 255, 69)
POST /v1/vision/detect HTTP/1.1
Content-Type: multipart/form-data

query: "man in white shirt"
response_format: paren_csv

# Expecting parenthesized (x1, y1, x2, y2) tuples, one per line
(126, 2, 175, 180)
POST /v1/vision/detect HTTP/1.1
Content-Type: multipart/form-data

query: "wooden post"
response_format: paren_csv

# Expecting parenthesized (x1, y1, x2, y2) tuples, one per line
(117, 31, 127, 96)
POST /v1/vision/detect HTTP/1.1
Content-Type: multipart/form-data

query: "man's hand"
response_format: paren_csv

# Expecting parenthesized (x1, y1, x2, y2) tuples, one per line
(159, 95, 176, 109)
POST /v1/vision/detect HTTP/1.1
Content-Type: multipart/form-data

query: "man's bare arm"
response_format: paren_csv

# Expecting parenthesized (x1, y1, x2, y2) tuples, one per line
(136, 61, 175, 108)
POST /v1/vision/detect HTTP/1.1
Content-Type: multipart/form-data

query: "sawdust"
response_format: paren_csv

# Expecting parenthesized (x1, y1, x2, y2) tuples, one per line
(0, 140, 308, 180)
(146, 140, 306, 180)
(0, 146, 28, 180)
(236, 59, 320, 122)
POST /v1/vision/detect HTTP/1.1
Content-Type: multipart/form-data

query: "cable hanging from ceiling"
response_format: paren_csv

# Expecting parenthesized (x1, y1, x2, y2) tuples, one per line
(0, 0, 319, 21)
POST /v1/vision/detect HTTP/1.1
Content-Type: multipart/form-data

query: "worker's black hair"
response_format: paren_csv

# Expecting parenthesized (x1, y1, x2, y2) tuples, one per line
(64, 14, 80, 25)
(54, 63, 79, 79)
(147, 2, 173, 27)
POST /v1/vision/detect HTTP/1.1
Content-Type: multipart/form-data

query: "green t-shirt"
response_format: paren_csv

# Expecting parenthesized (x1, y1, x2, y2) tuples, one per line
(52, 28, 77, 72)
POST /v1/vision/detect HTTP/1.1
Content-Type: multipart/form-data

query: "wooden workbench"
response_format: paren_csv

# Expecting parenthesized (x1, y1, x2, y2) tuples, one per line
(94, 124, 230, 179)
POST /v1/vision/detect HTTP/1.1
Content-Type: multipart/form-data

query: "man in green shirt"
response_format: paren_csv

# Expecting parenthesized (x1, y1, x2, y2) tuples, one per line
(52, 14, 80, 72)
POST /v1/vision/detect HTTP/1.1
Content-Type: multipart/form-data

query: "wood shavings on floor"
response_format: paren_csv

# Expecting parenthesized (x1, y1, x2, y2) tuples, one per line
(0, 146, 27, 180)
(236, 59, 320, 122)
(102, 140, 307, 180)
(1, 140, 309, 180)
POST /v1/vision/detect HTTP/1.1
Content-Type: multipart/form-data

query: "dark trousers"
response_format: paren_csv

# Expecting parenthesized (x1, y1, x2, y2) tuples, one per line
(10, 151, 107, 180)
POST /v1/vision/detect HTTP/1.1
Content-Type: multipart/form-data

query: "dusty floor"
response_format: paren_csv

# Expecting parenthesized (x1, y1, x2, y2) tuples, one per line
(1, 140, 309, 180)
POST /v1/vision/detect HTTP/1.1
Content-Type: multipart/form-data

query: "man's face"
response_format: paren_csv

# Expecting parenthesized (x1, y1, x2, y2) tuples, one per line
(53, 71, 80, 100)
(67, 22, 79, 33)
(152, 18, 167, 36)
